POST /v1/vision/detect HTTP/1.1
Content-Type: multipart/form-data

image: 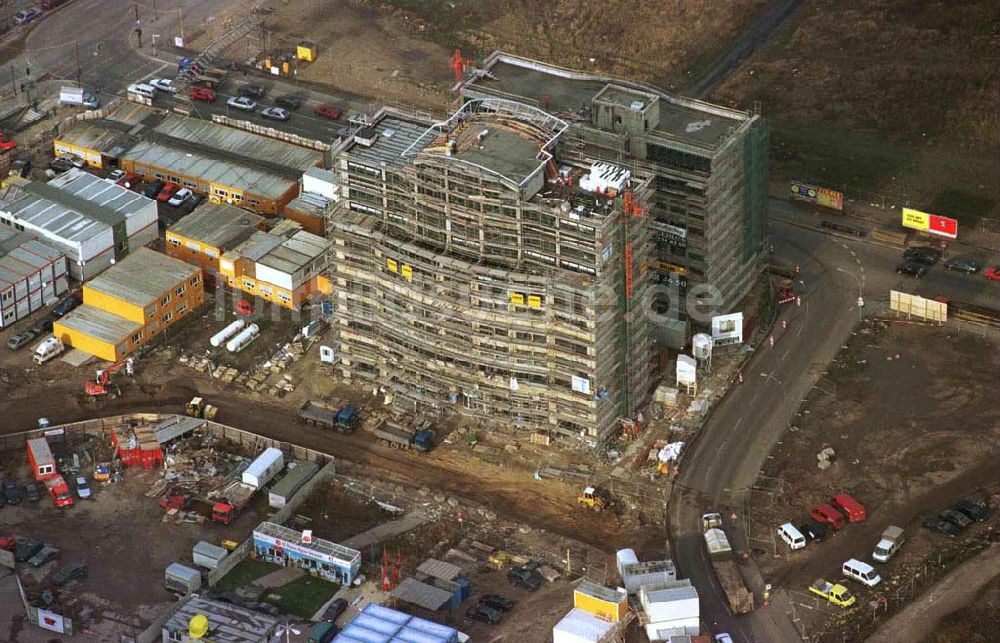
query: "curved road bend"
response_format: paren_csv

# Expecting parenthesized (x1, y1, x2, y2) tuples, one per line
(669, 216, 863, 641)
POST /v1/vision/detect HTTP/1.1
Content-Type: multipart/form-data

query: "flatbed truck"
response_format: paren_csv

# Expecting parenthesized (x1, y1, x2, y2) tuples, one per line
(703, 513, 754, 614)
(809, 579, 856, 608)
(373, 421, 434, 453)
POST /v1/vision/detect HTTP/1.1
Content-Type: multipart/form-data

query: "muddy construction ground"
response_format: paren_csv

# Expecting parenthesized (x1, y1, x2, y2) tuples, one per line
(747, 320, 1000, 641)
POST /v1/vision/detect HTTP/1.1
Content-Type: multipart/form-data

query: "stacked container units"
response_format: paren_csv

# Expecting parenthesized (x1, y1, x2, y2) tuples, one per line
(0, 231, 68, 329)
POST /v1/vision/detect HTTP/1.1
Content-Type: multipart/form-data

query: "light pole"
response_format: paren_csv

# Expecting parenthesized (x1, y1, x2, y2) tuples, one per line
(836, 267, 865, 321)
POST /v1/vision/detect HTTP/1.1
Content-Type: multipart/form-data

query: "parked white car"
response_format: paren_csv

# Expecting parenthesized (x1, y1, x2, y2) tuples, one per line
(74, 476, 91, 499)
(168, 188, 193, 207)
(227, 96, 256, 111)
(148, 78, 177, 93)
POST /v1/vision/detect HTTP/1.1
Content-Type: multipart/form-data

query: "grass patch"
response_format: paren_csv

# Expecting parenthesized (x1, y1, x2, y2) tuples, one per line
(214, 560, 280, 593)
(264, 575, 341, 618)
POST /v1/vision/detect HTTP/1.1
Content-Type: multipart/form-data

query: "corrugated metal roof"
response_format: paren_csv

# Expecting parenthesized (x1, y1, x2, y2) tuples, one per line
(164, 596, 279, 643)
(390, 577, 455, 611)
(257, 230, 326, 276)
(55, 120, 130, 154)
(167, 203, 264, 250)
(55, 304, 141, 344)
(154, 117, 321, 171)
(123, 139, 298, 200)
(416, 558, 463, 582)
(154, 416, 206, 444)
(86, 247, 199, 308)
(0, 169, 152, 245)
(575, 579, 626, 604)
(228, 230, 284, 262)
(0, 238, 65, 289)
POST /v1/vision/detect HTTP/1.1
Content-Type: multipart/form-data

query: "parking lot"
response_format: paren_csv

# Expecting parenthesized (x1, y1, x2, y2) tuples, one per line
(746, 320, 1000, 638)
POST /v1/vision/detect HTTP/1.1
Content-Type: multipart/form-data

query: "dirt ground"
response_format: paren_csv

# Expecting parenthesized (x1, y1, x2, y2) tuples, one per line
(928, 568, 1000, 643)
(715, 0, 1000, 223)
(746, 320, 1000, 640)
(291, 477, 395, 544)
(0, 447, 267, 634)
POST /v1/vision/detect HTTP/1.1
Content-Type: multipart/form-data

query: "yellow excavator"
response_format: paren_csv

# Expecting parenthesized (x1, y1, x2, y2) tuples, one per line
(577, 486, 609, 512)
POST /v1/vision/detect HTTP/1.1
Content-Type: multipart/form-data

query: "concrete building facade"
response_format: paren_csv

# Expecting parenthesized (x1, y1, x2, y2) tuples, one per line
(0, 169, 158, 280)
(54, 248, 203, 361)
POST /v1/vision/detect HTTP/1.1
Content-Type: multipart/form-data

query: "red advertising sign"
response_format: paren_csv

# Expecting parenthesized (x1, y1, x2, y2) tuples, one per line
(928, 214, 958, 239)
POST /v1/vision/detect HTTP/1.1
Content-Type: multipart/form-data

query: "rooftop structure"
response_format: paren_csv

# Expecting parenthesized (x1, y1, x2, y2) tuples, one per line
(86, 247, 200, 309)
(0, 169, 158, 279)
(54, 304, 142, 345)
(333, 604, 460, 643)
(464, 53, 769, 344)
(161, 596, 279, 643)
(166, 203, 264, 252)
(54, 119, 131, 166)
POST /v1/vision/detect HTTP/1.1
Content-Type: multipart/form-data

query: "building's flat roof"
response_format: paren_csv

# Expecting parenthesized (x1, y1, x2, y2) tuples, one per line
(86, 247, 198, 308)
(163, 596, 279, 643)
(55, 120, 130, 154)
(253, 521, 360, 565)
(124, 140, 298, 200)
(0, 169, 152, 245)
(335, 604, 460, 643)
(55, 304, 142, 344)
(154, 117, 321, 172)
(449, 126, 544, 185)
(467, 53, 751, 151)
(167, 203, 264, 250)
(257, 230, 327, 275)
(0, 237, 64, 288)
(576, 579, 625, 604)
(342, 114, 431, 169)
(390, 577, 455, 611)
(228, 230, 284, 263)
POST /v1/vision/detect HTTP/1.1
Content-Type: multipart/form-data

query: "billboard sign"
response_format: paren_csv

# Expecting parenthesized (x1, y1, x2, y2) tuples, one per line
(790, 182, 843, 211)
(711, 312, 744, 346)
(889, 291, 947, 322)
(901, 208, 957, 239)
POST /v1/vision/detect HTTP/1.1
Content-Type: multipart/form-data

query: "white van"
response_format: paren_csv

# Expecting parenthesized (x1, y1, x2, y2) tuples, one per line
(127, 83, 156, 99)
(777, 523, 806, 550)
(842, 558, 881, 587)
(32, 337, 64, 365)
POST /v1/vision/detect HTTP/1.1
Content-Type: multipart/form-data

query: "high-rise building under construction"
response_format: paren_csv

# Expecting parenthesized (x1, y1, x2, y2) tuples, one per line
(326, 53, 768, 442)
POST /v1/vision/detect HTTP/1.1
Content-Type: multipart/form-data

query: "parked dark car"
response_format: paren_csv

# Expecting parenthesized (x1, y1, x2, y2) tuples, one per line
(52, 294, 82, 317)
(797, 521, 828, 542)
(143, 180, 165, 199)
(903, 246, 941, 265)
(48, 156, 76, 173)
(275, 94, 304, 110)
(29, 315, 55, 336)
(896, 261, 928, 278)
(479, 594, 516, 612)
(10, 158, 31, 178)
(28, 544, 60, 567)
(506, 566, 542, 591)
(466, 604, 501, 625)
(939, 508, 972, 529)
(922, 517, 961, 538)
(954, 499, 990, 522)
(14, 539, 43, 563)
(820, 220, 865, 237)
(51, 562, 88, 586)
(23, 481, 41, 502)
(320, 597, 347, 623)
(238, 84, 266, 99)
(2, 480, 21, 505)
(944, 257, 981, 274)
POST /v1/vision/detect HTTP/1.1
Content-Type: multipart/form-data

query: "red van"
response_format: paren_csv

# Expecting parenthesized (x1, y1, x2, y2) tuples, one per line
(832, 493, 866, 523)
(810, 503, 846, 530)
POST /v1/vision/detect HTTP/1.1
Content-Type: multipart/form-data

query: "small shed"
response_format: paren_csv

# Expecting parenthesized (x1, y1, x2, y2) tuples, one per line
(573, 580, 628, 623)
(192, 541, 229, 570)
(552, 608, 615, 643)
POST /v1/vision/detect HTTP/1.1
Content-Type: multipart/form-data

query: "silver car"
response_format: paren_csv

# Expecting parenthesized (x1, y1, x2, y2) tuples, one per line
(226, 96, 256, 111)
(260, 106, 290, 122)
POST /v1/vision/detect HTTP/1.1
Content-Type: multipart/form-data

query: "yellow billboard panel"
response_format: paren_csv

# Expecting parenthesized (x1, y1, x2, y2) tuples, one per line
(386, 258, 398, 273)
(527, 294, 542, 308)
(901, 208, 930, 232)
(401, 264, 413, 281)
(510, 292, 525, 305)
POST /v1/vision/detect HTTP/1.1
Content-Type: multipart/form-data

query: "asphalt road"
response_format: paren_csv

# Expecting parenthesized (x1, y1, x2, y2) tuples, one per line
(669, 199, 1000, 641)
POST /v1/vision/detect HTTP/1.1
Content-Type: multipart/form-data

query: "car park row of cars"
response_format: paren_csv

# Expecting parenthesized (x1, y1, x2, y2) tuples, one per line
(896, 245, 1000, 281)
(462, 565, 539, 626)
(920, 498, 990, 537)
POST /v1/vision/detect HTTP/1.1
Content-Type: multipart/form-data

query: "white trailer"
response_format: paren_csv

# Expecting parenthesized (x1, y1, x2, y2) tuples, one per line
(241, 447, 284, 489)
(192, 541, 229, 570)
(164, 563, 202, 595)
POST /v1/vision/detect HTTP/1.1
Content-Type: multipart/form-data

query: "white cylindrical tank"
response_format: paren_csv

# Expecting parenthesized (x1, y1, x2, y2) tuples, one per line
(210, 320, 246, 348)
(226, 323, 260, 353)
(616, 548, 639, 579)
(692, 333, 713, 360)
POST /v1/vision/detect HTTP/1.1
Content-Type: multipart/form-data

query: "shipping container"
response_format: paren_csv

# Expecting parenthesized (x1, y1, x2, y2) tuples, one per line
(268, 461, 320, 508)
(26, 437, 57, 481)
(192, 541, 229, 569)
(165, 563, 202, 595)
(623, 559, 677, 595)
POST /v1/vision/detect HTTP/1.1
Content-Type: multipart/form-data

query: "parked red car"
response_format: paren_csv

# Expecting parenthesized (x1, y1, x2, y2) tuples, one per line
(832, 493, 866, 523)
(156, 183, 179, 202)
(235, 299, 254, 315)
(189, 86, 216, 103)
(313, 104, 343, 120)
(116, 172, 140, 189)
(810, 503, 846, 530)
(0, 536, 16, 551)
(984, 267, 1000, 281)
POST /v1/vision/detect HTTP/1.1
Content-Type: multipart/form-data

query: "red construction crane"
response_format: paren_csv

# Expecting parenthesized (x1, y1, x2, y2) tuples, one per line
(449, 49, 470, 84)
(84, 357, 134, 400)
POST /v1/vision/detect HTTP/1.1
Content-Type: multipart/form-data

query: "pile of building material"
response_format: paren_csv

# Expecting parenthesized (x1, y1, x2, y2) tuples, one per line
(817, 446, 837, 470)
